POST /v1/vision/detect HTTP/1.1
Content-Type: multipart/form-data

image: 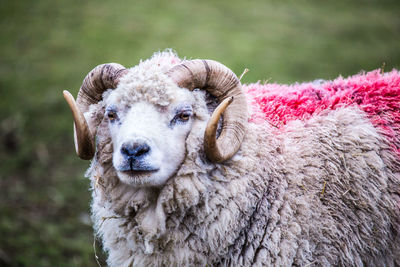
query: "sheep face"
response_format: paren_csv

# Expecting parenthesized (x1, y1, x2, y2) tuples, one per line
(103, 83, 198, 187)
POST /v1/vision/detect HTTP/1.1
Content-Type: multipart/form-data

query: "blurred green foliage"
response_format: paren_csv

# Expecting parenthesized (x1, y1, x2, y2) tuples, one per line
(0, 0, 399, 265)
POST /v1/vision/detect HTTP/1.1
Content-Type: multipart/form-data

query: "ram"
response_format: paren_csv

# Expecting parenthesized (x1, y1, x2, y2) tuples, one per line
(63, 51, 400, 266)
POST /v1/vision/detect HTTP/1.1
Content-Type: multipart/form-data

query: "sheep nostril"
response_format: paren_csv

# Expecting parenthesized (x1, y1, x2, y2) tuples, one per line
(121, 143, 151, 159)
(136, 145, 150, 157)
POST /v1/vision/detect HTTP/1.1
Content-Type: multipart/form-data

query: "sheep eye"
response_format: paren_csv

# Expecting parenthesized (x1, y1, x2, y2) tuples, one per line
(175, 111, 192, 123)
(106, 110, 118, 122)
(178, 113, 190, 122)
(170, 109, 192, 126)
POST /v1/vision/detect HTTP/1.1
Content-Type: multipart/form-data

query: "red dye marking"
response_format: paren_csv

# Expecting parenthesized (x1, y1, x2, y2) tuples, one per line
(244, 69, 400, 156)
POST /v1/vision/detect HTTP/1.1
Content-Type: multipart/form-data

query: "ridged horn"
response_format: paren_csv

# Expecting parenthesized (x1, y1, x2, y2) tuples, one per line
(63, 63, 127, 160)
(167, 60, 248, 163)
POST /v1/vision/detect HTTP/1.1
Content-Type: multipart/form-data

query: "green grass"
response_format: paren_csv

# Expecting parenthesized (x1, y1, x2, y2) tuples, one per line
(0, 0, 399, 265)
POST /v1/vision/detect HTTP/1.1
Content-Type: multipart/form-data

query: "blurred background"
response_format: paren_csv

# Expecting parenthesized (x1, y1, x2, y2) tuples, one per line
(0, 0, 399, 265)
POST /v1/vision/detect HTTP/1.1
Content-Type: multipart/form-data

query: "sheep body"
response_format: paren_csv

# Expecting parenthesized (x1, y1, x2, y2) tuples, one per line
(84, 52, 400, 266)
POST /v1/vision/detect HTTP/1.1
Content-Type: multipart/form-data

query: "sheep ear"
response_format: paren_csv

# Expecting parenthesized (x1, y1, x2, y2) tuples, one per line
(63, 90, 95, 160)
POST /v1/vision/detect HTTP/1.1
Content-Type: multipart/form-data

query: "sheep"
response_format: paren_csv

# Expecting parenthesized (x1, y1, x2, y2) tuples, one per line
(63, 51, 400, 266)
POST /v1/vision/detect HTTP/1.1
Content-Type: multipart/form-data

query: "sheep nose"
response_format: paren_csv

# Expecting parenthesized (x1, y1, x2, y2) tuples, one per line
(121, 142, 151, 159)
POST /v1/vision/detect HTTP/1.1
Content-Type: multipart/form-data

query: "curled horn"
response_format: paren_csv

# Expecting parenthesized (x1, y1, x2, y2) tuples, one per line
(167, 60, 248, 163)
(63, 63, 128, 160)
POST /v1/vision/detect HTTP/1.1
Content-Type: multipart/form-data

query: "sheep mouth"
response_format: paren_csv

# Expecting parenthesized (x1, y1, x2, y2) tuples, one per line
(116, 159, 159, 176)
(120, 169, 159, 177)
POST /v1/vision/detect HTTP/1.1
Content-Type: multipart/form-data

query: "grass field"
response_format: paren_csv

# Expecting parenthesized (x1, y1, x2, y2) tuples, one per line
(0, 0, 399, 265)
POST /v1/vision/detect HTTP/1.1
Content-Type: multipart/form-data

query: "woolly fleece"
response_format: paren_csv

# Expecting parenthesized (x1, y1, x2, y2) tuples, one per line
(83, 51, 400, 266)
(245, 69, 400, 156)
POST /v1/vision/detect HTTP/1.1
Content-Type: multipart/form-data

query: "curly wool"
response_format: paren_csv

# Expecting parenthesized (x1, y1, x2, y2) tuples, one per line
(85, 52, 400, 266)
(245, 69, 400, 156)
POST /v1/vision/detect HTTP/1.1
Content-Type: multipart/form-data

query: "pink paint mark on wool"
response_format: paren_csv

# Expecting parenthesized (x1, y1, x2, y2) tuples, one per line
(244, 69, 400, 155)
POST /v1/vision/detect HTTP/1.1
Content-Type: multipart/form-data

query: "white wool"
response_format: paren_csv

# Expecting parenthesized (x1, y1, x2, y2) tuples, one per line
(81, 51, 400, 266)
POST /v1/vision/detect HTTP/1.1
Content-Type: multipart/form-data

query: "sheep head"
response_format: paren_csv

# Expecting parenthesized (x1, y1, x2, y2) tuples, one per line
(63, 58, 248, 186)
